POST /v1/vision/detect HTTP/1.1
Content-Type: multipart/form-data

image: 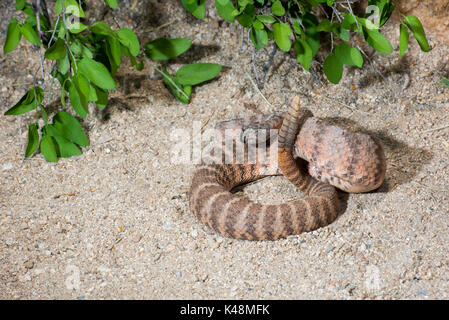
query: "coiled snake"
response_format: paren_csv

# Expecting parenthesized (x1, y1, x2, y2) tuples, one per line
(189, 97, 386, 240)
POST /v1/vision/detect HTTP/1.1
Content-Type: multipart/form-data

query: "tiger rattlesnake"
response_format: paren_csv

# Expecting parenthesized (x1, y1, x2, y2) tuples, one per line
(189, 97, 386, 240)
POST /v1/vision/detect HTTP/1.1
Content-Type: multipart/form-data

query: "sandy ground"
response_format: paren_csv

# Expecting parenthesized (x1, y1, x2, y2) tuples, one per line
(0, 1, 448, 299)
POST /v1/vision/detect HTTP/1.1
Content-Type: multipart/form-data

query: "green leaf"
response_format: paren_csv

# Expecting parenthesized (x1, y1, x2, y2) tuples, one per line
(74, 73, 91, 99)
(25, 123, 39, 158)
(38, 13, 50, 31)
(237, 13, 254, 27)
(363, 27, 393, 55)
(439, 77, 449, 89)
(68, 22, 88, 34)
(4, 87, 43, 115)
(104, 0, 118, 9)
(300, 14, 320, 57)
(35, 87, 45, 104)
(253, 21, 264, 30)
(323, 53, 343, 84)
(182, 0, 206, 19)
(249, 27, 268, 49)
(52, 134, 82, 158)
(53, 67, 68, 86)
(300, 13, 319, 29)
(27, 14, 41, 26)
(45, 39, 66, 60)
(271, 1, 285, 16)
(399, 23, 409, 57)
(69, 39, 93, 59)
(20, 22, 41, 45)
(90, 22, 115, 37)
(4, 18, 22, 54)
(88, 85, 98, 102)
(53, 111, 89, 146)
(58, 54, 70, 75)
(237, 4, 255, 27)
(39, 106, 48, 124)
(334, 25, 350, 41)
(43, 123, 62, 138)
(162, 69, 191, 104)
(368, 0, 395, 27)
(357, 16, 379, 31)
(256, 15, 275, 24)
(106, 36, 122, 67)
(94, 86, 109, 109)
(64, 0, 85, 17)
(117, 28, 140, 56)
(335, 43, 363, 68)
(22, 7, 34, 16)
(341, 13, 359, 32)
(55, 0, 63, 15)
(175, 63, 222, 86)
(307, 0, 320, 7)
(58, 20, 67, 39)
(78, 57, 117, 90)
(294, 38, 313, 71)
(305, 30, 320, 58)
(15, 0, 26, 10)
(40, 134, 58, 162)
(61, 84, 67, 107)
(144, 38, 192, 61)
(73, 73, 90, 111)
(68, 81, 88, 119)
(135, 61, 144, 71)
(215, 0, 237, 22)
(293, 23, 302, 35)
(403, 15, 430, 52)
(317, 19, 333, 32)
(273, 23, 291, 52)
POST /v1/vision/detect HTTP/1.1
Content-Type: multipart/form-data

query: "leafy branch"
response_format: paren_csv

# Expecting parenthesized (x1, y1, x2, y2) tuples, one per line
(183, 0, 430, 84)
(3, 0, 222, 162)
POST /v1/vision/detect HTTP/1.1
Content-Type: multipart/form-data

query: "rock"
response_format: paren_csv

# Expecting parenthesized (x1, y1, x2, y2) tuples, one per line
(418, 289, 428, 295)
(2, 163, 13, 171)
(174, 270, 182, 277)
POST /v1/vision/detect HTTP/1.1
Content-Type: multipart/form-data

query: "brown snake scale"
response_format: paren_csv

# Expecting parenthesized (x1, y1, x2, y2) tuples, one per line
(189, 97, 386, 240)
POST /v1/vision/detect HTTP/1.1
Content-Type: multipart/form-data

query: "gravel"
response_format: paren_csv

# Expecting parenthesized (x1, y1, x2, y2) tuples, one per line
(0, 0, 448, 299)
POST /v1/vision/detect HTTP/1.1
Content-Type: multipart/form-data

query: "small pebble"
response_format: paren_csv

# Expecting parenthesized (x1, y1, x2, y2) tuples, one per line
(418, 289, 428, 295)
(174, 270, 182, 277)
(346, 284, 355, 290)
(131, 234, 142, 243)
(24, 260, 34, 269)
(153, 253, 161, 262)
(165, 244, 176, 252)
(2, 163, 13, 170)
